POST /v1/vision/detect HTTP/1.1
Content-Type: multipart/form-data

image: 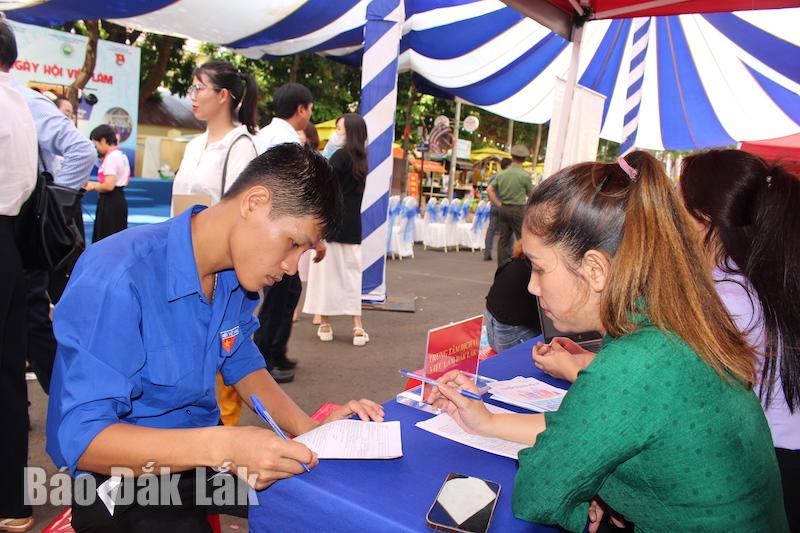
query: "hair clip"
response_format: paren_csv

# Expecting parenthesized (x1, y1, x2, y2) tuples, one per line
(766, 175, 773, 187)
(617, 156, 638, 182)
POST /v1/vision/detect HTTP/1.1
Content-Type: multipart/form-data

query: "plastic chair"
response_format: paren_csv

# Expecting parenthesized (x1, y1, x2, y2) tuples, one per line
(459, 200, 489, 251)
(423, 198, 449, 251)
(445, 198, 462, 251)
(385, 195, 402, 256)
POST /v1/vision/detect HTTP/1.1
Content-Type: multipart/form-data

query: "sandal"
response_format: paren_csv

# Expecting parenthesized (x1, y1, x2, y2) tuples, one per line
(0, 517, 34, 532)
(317, 323, 333, 342)
(353, 327, 370, 346)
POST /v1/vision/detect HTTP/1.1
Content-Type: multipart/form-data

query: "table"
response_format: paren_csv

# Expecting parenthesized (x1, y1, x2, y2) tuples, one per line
(249, 338, 574, 532)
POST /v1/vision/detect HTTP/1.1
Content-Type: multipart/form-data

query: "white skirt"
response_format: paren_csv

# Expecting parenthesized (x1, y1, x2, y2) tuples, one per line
(303, 242, 362, 316)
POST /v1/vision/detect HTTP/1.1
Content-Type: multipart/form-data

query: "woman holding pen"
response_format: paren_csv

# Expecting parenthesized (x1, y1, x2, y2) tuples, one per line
(430, 152, 787, 532)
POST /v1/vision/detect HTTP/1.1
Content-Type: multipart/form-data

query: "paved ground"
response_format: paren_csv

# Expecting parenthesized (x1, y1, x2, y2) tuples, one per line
(25, 244, 498, 532)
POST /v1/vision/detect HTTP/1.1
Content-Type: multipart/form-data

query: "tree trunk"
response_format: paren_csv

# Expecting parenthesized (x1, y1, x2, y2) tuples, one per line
(289, 55, 300, 83)
(532, 123, 543, 164)
(139, 35, 176, 106)
(66, 20, 100, 110)
(400, 83, 417, 197)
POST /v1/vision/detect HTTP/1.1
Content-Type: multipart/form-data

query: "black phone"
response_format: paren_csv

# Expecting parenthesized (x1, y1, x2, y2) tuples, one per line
(426, 473, 501, 533)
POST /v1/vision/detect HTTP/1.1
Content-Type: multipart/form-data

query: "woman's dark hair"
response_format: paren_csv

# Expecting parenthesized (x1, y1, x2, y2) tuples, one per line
(90, 125, 118, 145)
(304, 121, 320, 150)
(223, 143, 342, 241)
(0, 17, 17, 71)
(525, 151, 755, 386)
(339, 113, 368, 185)
(681, 149, 800, 411)
(193, 61, 258, 134)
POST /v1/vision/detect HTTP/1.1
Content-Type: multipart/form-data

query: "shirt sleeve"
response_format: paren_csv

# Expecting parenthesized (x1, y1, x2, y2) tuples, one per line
(219, 291, 266, 386)
(25, 91, 96, 190)
(222, 136, 258, 194)
(512, 332, 662, 531)
(46, 275, 146, 475)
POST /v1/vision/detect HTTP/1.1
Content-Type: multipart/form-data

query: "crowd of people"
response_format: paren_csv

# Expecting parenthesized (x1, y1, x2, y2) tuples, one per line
(1, 12, 799, 533)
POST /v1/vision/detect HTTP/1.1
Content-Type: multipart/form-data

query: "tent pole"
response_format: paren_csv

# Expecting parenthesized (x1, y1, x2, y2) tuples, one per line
(507, 118, 514, 149)
(449, 98, 462, 201)
(549, 24, 583, 174)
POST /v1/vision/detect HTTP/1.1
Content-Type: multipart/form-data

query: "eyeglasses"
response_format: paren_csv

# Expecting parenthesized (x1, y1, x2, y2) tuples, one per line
(188, 83, 217, 97)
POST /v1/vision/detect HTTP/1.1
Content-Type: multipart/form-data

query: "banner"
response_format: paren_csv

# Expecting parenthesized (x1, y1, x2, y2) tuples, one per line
(543, 79, 605, 180)
(8, 20, 141, 171)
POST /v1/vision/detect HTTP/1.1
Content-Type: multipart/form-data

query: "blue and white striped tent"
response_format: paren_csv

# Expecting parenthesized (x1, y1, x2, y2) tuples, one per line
(8, 0, 800, 300)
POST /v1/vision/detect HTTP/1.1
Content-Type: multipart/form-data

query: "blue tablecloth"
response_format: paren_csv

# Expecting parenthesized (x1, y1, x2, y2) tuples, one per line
(249, 338, 573, 533)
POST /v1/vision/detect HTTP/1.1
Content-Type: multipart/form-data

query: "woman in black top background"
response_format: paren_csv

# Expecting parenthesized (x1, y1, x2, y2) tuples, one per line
(484, 241, 542, 353)
(303, 114, 370, 346)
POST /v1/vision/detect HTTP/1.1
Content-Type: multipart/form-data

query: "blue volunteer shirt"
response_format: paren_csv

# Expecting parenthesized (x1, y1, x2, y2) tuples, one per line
(47, 206, 266, 474)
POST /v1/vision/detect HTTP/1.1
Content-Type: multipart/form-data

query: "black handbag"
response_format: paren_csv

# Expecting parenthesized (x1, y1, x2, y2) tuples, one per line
(18, 152, 85, 272)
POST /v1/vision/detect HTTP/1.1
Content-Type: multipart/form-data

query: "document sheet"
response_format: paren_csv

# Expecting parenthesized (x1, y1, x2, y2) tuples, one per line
(294, 420, 403, 459)
(415, 404, 528, 459)
(488, 376, 567, 412)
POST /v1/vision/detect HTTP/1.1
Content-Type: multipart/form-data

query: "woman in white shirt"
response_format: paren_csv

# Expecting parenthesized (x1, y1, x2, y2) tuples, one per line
(172, 61, 259, 213)
(172, 61, 258, 426)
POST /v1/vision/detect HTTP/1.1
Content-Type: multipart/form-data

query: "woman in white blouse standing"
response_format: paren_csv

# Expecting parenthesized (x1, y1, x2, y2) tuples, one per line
(172, 60, 258, 426)
(172, 61, 259, 214)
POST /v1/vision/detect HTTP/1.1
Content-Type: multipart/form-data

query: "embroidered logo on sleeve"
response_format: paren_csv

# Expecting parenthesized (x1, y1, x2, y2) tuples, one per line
(220, 326, 240, 353)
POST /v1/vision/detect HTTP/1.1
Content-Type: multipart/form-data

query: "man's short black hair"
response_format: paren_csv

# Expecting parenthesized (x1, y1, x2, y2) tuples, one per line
(0, 16, 18, 71)
(271, 83, 313, 119)
(224, 143, 342, 241)
(89, 125, 118, 145)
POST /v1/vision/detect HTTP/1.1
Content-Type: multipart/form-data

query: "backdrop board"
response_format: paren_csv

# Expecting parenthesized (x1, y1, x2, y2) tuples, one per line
(8, 20, 141, 171)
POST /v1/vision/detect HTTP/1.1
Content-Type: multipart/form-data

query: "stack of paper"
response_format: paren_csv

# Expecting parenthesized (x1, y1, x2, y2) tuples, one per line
(487, 376, 568, 412)
(294, 420, 403, 459)
(416, 404, 529, 459)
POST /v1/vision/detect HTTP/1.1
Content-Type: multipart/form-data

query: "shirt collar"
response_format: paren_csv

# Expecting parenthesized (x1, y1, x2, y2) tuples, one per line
(268, 118, 300, 140)
(166, 205, 207, 301)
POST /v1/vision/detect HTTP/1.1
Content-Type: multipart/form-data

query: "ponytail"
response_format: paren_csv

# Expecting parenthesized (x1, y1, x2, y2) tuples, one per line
(681, 150, 800, 410)
(237, 72, 259, 135)
(525, 151, 755, 386)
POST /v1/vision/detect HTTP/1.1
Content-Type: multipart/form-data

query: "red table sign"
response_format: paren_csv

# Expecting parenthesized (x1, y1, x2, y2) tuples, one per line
(422, 315, 483, 402)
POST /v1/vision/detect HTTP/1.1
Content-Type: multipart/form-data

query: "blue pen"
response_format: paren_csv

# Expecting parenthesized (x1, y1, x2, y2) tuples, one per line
(399, 369, 482, 400)
(250, 394, 312, 473)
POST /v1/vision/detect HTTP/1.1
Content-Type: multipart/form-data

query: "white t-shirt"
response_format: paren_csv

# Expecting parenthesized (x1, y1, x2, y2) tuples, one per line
(173, 125, 257, 206)
(253, 117, 300, 154)
(0, 72, 37, 216)
(99, 148, 131, 187)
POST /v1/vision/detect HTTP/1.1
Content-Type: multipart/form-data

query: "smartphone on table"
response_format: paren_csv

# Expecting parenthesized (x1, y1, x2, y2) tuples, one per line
(426, 473, 501, 533)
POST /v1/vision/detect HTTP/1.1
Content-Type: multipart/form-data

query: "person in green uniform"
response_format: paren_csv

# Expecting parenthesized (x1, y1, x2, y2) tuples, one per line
(487, 144, 533, 266)
(431, 151, 787, 533)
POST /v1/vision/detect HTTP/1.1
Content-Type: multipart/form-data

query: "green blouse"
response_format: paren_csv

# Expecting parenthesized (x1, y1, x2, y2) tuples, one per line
(512, 325, 788, 532)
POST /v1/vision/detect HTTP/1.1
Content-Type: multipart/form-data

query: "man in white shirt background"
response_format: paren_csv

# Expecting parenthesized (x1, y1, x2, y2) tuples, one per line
(253, 82, 313, 154)
(0, 15, 38, 532)
(253, 83, 321, 383)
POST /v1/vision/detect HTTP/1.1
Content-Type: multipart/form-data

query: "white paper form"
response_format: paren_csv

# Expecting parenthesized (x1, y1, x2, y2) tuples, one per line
(415, 404, 529, 459)
(488, 376, 567, 412)
(294, 420, 403, 459)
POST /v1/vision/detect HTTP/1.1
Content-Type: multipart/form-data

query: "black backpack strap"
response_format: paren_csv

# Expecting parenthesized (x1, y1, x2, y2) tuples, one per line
(221, 134, 257, 195)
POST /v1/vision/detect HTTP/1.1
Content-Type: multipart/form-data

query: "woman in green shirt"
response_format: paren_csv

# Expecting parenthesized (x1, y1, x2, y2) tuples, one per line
(431, 151, 787, 532)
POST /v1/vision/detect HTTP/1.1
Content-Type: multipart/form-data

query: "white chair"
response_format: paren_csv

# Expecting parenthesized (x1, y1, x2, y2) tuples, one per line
(390, 196, 418, 259)
(423, 198, 449, 250)
(445, 198, 462, 251)
(459, 200, 489, 251)
(385, 195, 402, 256)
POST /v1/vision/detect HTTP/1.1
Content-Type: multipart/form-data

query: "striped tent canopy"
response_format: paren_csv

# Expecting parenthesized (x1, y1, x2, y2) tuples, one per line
(7, 0, 800, 151)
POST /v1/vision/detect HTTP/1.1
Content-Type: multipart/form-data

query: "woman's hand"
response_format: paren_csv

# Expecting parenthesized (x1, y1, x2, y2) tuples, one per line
(323, 399, 385, 423)
(532, 338, 596, 382)
(219, 426, 318, 490)
(428, 371, 496, 437)
(84, 181, 96, 191)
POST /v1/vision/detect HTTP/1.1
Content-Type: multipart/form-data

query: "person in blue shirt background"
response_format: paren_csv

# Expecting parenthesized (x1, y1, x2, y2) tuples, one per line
(47, 143, 384, 532)
(14, 82, 96, 396)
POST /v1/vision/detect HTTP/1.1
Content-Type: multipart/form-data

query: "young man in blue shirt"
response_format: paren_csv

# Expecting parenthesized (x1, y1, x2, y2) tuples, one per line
(47, 143, 384, 532)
